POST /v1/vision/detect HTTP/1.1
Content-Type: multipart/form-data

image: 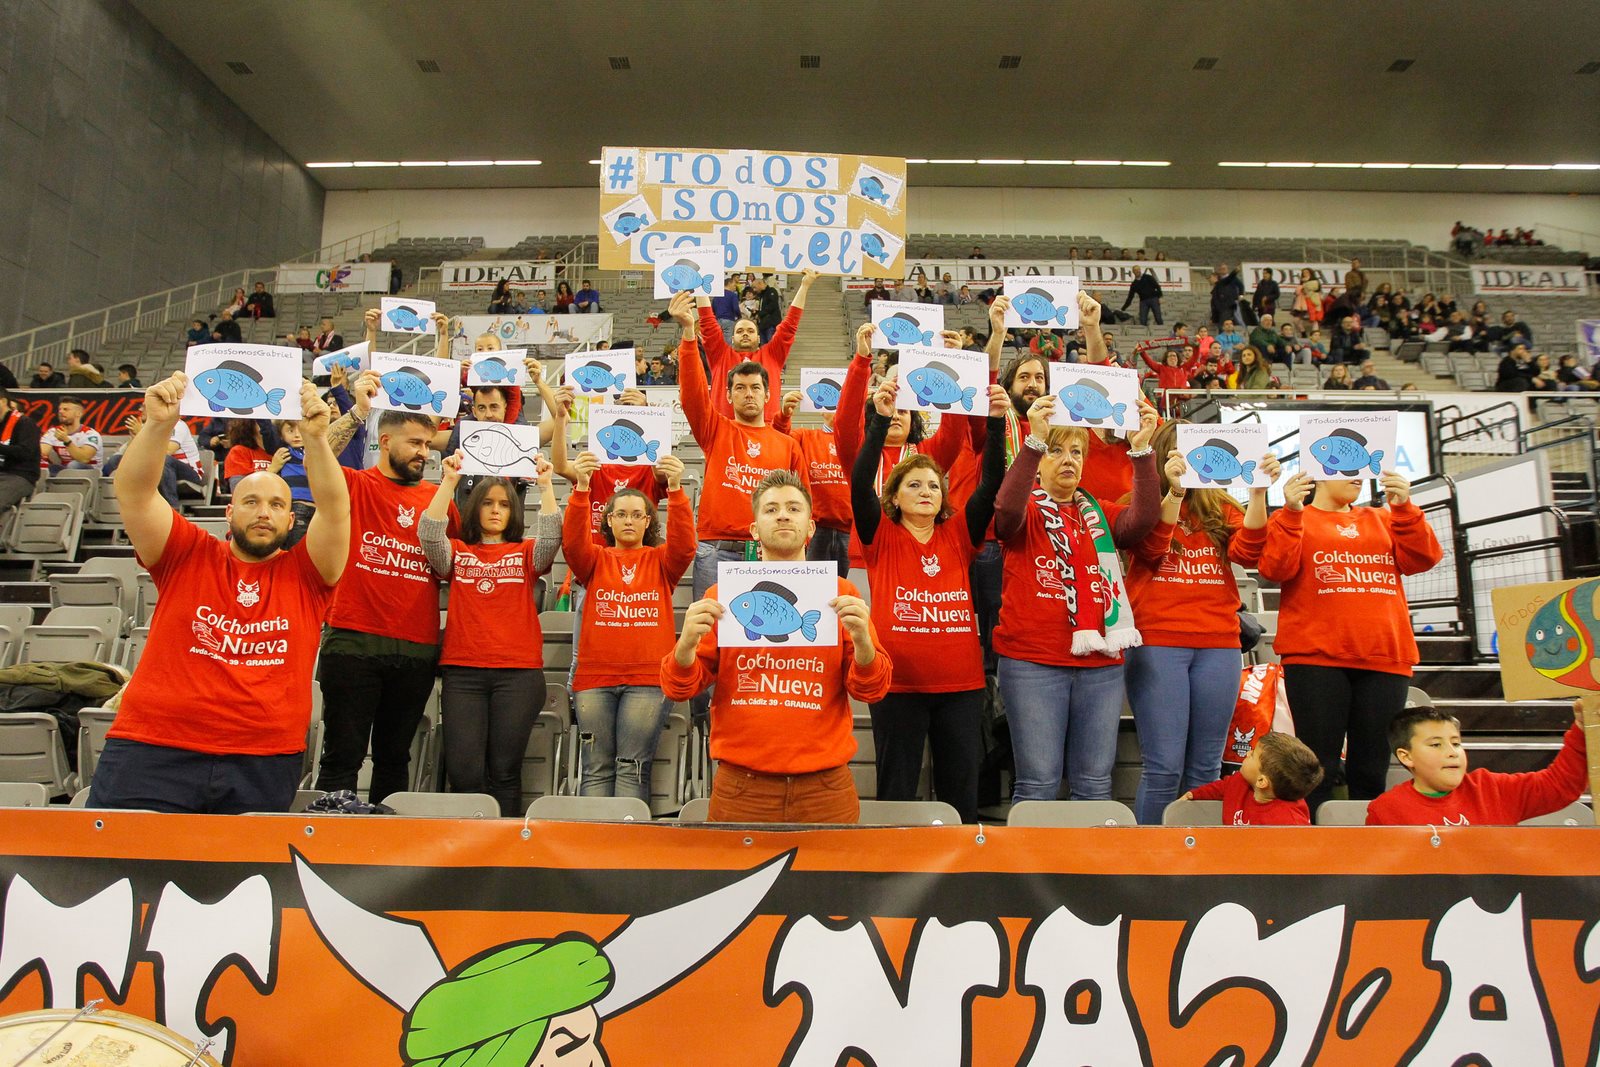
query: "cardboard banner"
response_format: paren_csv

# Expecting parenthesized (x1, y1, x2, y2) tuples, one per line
(1240, 262, 1346, 294)
(1472, 265, 1592, 296)
(440, 260, 556, 291)
(275, 261, 392, 293)
(847, 259, 1194, 293)
(448, 314, 613, 359)
(597, 146, 908, 278)
(1, 813, 1599, 1066)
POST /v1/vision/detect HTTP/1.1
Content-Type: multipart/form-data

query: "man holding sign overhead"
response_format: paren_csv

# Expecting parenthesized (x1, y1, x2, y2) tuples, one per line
(662, 469, 892, 823)
(697, 268, 821, 423)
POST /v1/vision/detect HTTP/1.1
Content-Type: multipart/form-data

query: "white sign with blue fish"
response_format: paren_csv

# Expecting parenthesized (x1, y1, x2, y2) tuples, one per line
(799, 368, 843, 413)
(179, 343, 304, 421)
(370, 352, 460, 415)
(466, 349, 529, 388)
(602, 194, 655, 244)
(565, 350, 636, 398)
(856, 218, 904, 273)
(588, 404, 672, 468)
(870, 300, 944, 350)
(1299, 411, 1398, 481)
(716, 560, 839, 648)
(895, 345, 987, 415)
(652, 246, 724, 299)
(1003, 276, 1082, 330)
(311, 341, 369, 379)
(1175, 422, 1274, 489)
(1048, 363, 1141, 432)
(456, 419, 543, 479)
(379, 297, 438, 335)
(849, 162, 904, 213)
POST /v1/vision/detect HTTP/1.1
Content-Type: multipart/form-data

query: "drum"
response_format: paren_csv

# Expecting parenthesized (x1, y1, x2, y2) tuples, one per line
(0, 1008, 221, 1065)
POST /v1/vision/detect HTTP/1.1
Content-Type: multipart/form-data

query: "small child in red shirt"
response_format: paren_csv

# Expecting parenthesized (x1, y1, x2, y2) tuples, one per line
(1181, 731, 1324, 825)
(1365, 704, 1589, 826)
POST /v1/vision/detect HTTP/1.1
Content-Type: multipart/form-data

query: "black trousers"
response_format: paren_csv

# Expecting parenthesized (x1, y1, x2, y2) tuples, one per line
(441, 666, 545, 817)
(1282, 663, 1411, 812)
(315, 652, 437, 803)
(870, 688, 986, 823)
(89, 737, 301, 814)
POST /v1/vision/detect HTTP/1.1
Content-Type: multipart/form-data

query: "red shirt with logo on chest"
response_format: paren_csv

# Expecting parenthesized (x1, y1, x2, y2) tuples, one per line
(995, 496, 1130, 669)
(863, 513, 982, 693)
(327, 467, 444, 645)
(1127, 513, 1266, 648)
(1189, 773, 1310, 825)
(441, 539, 545, 668)
(109, 514, 334, 755)
(583, 466, 665, 546)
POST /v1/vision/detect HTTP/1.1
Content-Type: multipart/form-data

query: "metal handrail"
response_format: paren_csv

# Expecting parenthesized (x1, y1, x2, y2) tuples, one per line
(1439, 400, 1523, 449)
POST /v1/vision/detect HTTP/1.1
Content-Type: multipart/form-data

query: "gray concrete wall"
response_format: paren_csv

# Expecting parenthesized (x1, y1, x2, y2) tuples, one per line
(0, 0, 324, 336)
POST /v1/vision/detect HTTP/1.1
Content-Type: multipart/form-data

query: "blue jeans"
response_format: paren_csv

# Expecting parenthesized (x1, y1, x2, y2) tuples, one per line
(693, 540, 750, 600)
(998, 657, 1125, 802)
(575, 685, 670, 802)
(717, 318, 736, 344)
(1125, 645, 1241, 824)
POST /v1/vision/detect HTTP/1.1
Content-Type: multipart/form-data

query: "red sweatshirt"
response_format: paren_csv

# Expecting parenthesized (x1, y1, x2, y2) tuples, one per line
(1190, 772, 1311, 825)
(771, 416, 850, 533)
(660, 577, 893, 774)
(1366, 723, 1588, 825)
(698, 303, 800, 422)
(581, 465, 665, 546)
(1079, 431, 1133, 504)
(1257, 502, 1442, 676)
(678, 335, 808, 541)
(1138, 340, 1200, 391)
(1128, 509, 1266, 648)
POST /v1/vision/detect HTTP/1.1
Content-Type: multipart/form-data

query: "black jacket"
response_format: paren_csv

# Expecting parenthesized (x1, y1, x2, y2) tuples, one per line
(1121, 272, 1162, 308)
(1252, 278, 1281, 313)
(0, 410, 42, 483)
(757, 287, 782, 331)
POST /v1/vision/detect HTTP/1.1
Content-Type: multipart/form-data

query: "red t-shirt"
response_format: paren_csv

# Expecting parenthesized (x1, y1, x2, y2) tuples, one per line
(109, 514, 334, 755)
(327, 467, 445, 645)
(584, 465, 666, 546)
(564, 488, 695, 690)
(1127, 513, 1266, 648)
(440, 539, 546, 668)
(1366, 723, 1587, 825)
(1078, 432, 1132, 503)
(698, 303, 800, 422)
(1189, 773, 1310, 825)
(786, 426, 850, 532)
(224, 446, 272, 482)
(863, 513, 982, 693)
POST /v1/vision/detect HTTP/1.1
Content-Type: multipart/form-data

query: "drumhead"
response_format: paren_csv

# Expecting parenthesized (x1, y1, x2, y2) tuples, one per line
(0, 1008, 221, 1065)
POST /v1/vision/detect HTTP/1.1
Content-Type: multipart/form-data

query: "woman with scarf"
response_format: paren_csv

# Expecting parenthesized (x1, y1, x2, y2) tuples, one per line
(993, 391, 1160, 803)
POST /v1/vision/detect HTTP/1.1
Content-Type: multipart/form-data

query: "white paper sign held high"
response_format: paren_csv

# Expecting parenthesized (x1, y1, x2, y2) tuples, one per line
(1299, 411, 1399, 481)
(380, 297, 438, 334)
(1176, 423, 1275, 489)
(467, 349, 529, 388)
(895, 345, 986, 413)
(456, 419, 543, 479)
(653, 246, 722, 299)
(566, 350, 635, 398)
(1048, 363, 1140, 431)
(799, 368, 844, 412)
(871, 301, 944, 349)
(1003, 276, 1081, 329)
(370, 352, 459, 415)
(589, 404, 673, 467)
(180, 344, 304, 421)
(716, 560, 839, 648)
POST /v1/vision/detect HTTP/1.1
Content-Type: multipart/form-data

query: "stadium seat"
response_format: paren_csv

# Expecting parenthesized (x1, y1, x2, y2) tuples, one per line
(1006, 800, 1138, 827)
(0, 603, 35, 667)
(134, 572, 156, 624)
(525, 794, 651, 822)
(0, 782, 51, 808)
(119, 627, 149, 671)
(69, 786, 91, 807)
(50, 556, 142, 620)
(1161, 800, 1224, 826)
(1314, 800, 1371, 825)
(386, 791, 499, 818)
(5, 493, 84, 560)
(0, 713, 73, 799)
(857, 799, 961, 826)
(1520, 802, 1593, 826)
(519, 682, 571, 806)
(75, 706, 117, 785)
(20, 605, 124, 663)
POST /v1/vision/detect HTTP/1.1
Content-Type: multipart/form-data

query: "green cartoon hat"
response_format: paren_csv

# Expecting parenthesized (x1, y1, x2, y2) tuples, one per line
(402, 936, 614, 1066)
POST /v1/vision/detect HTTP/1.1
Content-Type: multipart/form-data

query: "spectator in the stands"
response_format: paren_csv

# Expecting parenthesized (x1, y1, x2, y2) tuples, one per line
(1344, 259, 1368, 303)
(1292, 268, 1324, 324)
(1249, 314, 1289, 365)
(487, 279, 516, 314)
(1251, 268, 1280, 319)
(0, 388, 42, 514)
(956, 285, 975, 305)
(1328, 316, 1369, 365)
(1214, 319, 1244, 356)
(1323, 363, 1353, 390)
(29, 363, 64, 389)
(753, 275, 783, 344)
(710, 277, 742, 342)
(642, 355, 676, 386)
(1371, 294, 1406, 338)
(221, 287, 248, 319)
(553, 281, 577, 313)
(245, 282, 276, 319)
(1030, 329, 1064, 362)
(66, 350, 107, 388)
(892, 277, 917, 303)
(211, 312, 242, 344)
(936, 279, 957, 304)
(291, 326, 314, 352)
(969, 246, 986, 259)
(116, 365, 142, 389)
(1441, 310, 1475, 352)
(1305, 328, 1329, 364)
(575, 279, 602, 313)
(913, 277, 936, 303)
(1557, 355, 1599, 391)
(1209, 264, 1244, 326)
(1495, 344, 1544, 392)
(40, 396, 102, 470)
(1121, 266, 1164, 325)
(1229, 347, 1276, 390)
(1486, 310, 1533, 350)
(1278, 321, 1313, 365)
(223, 420, 276, 490)
(1351, 360, 1390, 390)
(185, 320, 210, 347)
(527, 288, 550, 313)
(1533, 353, 1560, 390)
(863, 280, 890, 308)
(310, 318, 342, 356)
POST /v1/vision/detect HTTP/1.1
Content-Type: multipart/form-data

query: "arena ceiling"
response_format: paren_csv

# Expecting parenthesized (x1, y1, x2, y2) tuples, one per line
(131, 0, 1600, 195)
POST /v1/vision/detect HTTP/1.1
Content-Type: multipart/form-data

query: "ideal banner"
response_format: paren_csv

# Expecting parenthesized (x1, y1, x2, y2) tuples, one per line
(1579, 319, 1600, 366)
(848, 259, 1193, 293)
(448, 314, 613, 359)
(597, 146, 908, 278)
(1240, 262, 1346, 293)
(440, 260, 557, 291)
(275, 261, 393, 293)
(3, 813, 1599, 1066)
(1472, 264, 1592, 296)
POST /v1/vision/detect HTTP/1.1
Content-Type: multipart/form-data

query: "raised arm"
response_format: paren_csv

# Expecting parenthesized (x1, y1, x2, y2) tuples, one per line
(1077, 292, 1108, 365)
(984, 296, 1010, 373)
(850, 384, 895, 547)
(963, 390, 1009, 546)
(420, 451, 463, 578)
(431, 311, 451, 361)
(659, 459, 695, 584)
(298, 380, 351, 586)
(113, 374, 184, 564)
(548, 382, 579, 482)
(325, 370, 377, 458)
(671, 292, 718, 446)
(835, 322, 876, 470)
(529, 457, 561, 576)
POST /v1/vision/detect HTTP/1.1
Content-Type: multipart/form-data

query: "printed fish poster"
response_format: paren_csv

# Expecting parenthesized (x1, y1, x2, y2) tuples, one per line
(1003, 276, 1082, 330)
(311, 340, 369, 379)
(652, 246, 723, 299)
(799, 368, 843, 413)
(565, 350, 636, 398)
(856, 218, 904, 272)
(456, 419, 543, 479)
(1175, 422, 1274, 489)
(894, 345, 987, 415)
(1298, 411, 1398, 481)
(467, 348, 530, 388)
(179, 343, 304, 421)
(380, 296, 438, 335)
(870, 300, 944, 350)
(1047, 362, 1140, 432)
(370, 352, 460, 416)
(716, 560, 839, 649)
(849, 162, 905, 213)
(588, 404, 673, 468)
(602, 195, 655, 244)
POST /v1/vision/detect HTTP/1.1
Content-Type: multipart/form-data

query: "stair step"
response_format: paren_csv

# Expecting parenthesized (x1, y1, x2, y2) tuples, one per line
(1410, 663, 1506, 698)
(1432, 698, 1575, 733)
(1416, 634, 1473, 664)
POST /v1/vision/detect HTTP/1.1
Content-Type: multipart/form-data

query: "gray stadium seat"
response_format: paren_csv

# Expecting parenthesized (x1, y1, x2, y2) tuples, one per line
(1314, 800, 1371, 825)
(386, 791, 500, 818)
(1007, 800, 1138, 827)
(1161, 800, 1224, 826)
(20, 605, 123, 663)
(0, 604, 35, 667)
(75, 706, 117, 785)
(0, 713, 73, 799)
(519, 683, 570, 806)
(857, 799, 961, 825)
(1520, 802, 1593, 826)
(6, 493, 84, 559)
(50, 556, 142, 620)
(0, 782, 51, 807)
(525, 794, 651, 822)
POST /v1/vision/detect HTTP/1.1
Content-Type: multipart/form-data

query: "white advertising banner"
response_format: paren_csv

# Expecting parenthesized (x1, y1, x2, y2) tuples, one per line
(1239, 262, 1345, 294)
(1471, 264, 1591, 296)
(439, 260, 556, 291)
(448, 314, 613, 359)
(275, 262, 392, 293)
(848, 259, 1193, 293)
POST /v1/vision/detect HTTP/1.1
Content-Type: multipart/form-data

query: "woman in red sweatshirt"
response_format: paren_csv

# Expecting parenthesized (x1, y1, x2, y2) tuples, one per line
(561, 450, 695, 803)
(1124, 420, 1278, 824)
(1137, 341, 1200, 415)
(1257, 467, 1442, 812)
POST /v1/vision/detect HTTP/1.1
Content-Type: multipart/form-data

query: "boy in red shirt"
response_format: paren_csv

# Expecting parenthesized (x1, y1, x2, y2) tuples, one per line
(1182, 731, 1324, 825)
(1366, 705, 1590, 826)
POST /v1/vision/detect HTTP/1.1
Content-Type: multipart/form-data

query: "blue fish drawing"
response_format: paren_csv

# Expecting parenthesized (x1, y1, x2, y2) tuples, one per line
(379, 366, 448, 413)
(472, 356, 517, 383)
(660, 259, 714, 294)
(570, 360, 627, 394)
(321, 352, 363, 374)
(1310, 428, 1384, 476)
(729, 581, 820, 643)
(1011, 288, 1072, 327)
(193, 360, 286, 416)
(613, 212, 648, 237)
(384, 305, 429, 332)
(857, 175, 890, 204)
(878, 313, 933, 347)
(1186, 438, 1258, 486)
(596, 418, 660, 463)
(805, 377, 841, 411)
(462, 424, 539, 470)
(905, 361, 977, 411)
(861, 233, 889, 263)
(1057, 379, 1127, 426)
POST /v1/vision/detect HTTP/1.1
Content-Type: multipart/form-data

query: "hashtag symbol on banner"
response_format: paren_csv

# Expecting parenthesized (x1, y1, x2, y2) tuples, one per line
(607, 156, 635, 190)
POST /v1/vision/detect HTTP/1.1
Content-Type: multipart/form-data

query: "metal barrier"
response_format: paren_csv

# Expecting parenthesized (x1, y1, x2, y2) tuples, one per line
(1522, 411, 1599, 506)
(1459, 505, 1586, 659)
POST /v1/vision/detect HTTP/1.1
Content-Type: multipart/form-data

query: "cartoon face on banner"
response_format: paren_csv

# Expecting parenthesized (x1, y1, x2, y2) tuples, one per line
(1003, 276, 1082, 330)
(1047, 363, 1140, 432)
(179, 344, 303, 421)
(312, 341, 369, 379)
(1492, 577, 1600, 700)
(652, 246, 722, 299)
(566, 351, 636, 398)
(1299, 411, 1398, 481)
(871, 300, 943, 350)
(380, 297, 438, 335)
(799, 368, 843, 413)
(371, 353, 459, 415)
(467, 349, 529, 388)
(716, 560, 838, 647)
(1175, 422, 1274, 489)
(589, 404, 672, 467)
(894, 345, 986, 414)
